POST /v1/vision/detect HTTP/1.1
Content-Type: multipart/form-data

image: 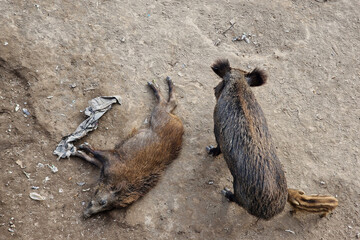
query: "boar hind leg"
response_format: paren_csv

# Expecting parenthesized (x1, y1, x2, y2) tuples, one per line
(206, 145, 222, 156)
(74, 150, 102, 168)
(148, 81, 164, 102)
(166, 77, 177, 113)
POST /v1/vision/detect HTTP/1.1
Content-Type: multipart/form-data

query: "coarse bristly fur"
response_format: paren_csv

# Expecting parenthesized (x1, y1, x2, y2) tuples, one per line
(74, 77, 184, 218)
(288, 189, 338, 218)
(207, 59, 287, 220)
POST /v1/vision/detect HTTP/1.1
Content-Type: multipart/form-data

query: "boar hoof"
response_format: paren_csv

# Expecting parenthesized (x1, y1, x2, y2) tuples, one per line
(206, 145, 221, 156)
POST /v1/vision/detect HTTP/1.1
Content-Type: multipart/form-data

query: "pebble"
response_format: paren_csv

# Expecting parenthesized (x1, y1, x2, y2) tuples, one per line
(208, 180, 214, 185)
(22, 108, 30, 116)
(4, 42, 8, 46)
(320, 181, 326, 185)
(29, 192, 46, 201)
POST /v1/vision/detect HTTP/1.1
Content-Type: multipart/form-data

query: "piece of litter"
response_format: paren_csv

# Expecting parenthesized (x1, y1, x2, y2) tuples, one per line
(29, 192, 46, 201)
(320, 181, 326, 185)
(15, 104, 20, 112)
(285, 229, 295, 234)
(37, 163, 44, 168)
(356, 232, 360, 239)
(43, 176, 50, 183)
(4, 42, 8, 46)
(214, 39, 221, 46)
(22, 108, 30, 116)
(23, 171, 31, 179)
(208, 180, 214, 185)
(8, 228, 14, 233)
(46, 164, 58, 173)
(70, 83, 77, 88)
(47, 96, 53, 99)
(348, 226, 353, 229)
(82, 188, 91, 192)
(120, 37, 126, 43)
(53, 95, 122, 159)
(59, 188, 63, 193)
(31, 186, 39, 190)
(77, 182, 86, 186)
(15, 160, 26, 169)
(81, 201, 86, 206)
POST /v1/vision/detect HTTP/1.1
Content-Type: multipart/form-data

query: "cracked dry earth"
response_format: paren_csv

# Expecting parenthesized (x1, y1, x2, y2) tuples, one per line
(0, 0, 359, 239)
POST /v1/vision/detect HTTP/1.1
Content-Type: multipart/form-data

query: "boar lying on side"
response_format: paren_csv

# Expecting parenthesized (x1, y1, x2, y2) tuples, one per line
(74, 78, 184, 218)
(207, 59, 287, 220)
(288, 189, 338, 218)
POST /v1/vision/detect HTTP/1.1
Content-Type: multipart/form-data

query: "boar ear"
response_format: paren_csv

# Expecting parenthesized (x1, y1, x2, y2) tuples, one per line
(211, 59, 231, 78)
(245, 68, 267, 87)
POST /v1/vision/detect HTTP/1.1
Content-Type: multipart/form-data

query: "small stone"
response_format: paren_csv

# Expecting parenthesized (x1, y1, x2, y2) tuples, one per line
(4, 42, 8, 46)
(82, 188, 91, 192)
(208, 180, 214, 185)
(320, 181, 326, 185)
(15, 104, 20, 112)
(77, 182, 86, 186)
(8, 228, 14, 233)
(47, 96, 53, 99)
(22, 108, 30, 116)
(59, 188, 63, 193)
(348, 226, 352, 229)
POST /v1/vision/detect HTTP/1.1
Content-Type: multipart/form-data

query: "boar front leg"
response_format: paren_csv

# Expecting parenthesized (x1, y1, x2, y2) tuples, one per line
(73, 150, 102, 168)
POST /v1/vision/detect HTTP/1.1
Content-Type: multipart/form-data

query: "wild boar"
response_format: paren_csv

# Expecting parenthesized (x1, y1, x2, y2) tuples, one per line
(74, 77, 184, 218)
(287, 189, 338, 218)
(207, 59, 287, 220)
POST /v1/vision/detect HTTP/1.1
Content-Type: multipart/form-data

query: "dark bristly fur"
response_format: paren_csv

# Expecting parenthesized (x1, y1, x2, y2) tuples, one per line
(287, 189, 338, 218)
(211, 59, 231, 78)
(74, 78, 184, 218)
(207, 59, 287, 220)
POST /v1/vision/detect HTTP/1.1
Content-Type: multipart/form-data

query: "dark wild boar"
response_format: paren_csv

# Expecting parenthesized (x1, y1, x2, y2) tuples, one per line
(74, 77, 184, 218)
(207, 59, 287, 220)
(287, 189, 338, 218)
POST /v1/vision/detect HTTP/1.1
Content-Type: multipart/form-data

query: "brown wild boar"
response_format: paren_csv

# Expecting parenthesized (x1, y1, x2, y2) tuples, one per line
(287, 189, 338, 218)
(74, 77, 184, 218)
(207, 59, 287, 220)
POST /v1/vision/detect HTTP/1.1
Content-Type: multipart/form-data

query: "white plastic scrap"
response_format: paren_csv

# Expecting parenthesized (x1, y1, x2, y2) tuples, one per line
(29, 192, 46, 201)
(53, 95, 121, 159)
(46, 164, 58, 173)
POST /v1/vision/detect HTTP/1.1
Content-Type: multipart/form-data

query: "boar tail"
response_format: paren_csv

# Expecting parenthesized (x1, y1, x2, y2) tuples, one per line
(211, 59, 231, 78)
(245, 68, 267, 87)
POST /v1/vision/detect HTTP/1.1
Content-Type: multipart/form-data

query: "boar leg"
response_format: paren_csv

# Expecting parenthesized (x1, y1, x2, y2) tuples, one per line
(73, 150, 103, 168)
(147, 81, 164, 102)
(78, 144, 110, 166)
(206, 145, 222, 156)
(166, 77, 177, 113)
(222, 187, 236, 202)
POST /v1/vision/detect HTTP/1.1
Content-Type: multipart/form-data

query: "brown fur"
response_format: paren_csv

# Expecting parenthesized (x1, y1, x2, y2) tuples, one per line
(207, 59, 287, 220)
(74, 78, 184, 218)
(288, 189, 338, 218)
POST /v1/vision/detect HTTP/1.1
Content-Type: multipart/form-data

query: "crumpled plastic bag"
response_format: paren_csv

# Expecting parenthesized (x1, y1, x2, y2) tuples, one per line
(53, 96, 121, 159)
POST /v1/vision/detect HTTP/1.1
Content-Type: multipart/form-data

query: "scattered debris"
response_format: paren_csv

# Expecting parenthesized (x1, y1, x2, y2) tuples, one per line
(214, 39, 221, 46)
(37, 162, 44, 168)
(320, 181, 326, 185)
(222, 20, 236, 35)
(43, 176, 50, 183)
(82, 188, 91, 192)
(53, 95, 122, 159)
(59, 188, 63, 193)
(15, 160, 26, 169)
(232, 33, 251, 43)
(22, 108, 30, 116)
(15, 104, 20, 112)
(46, 164, 58, 173)
(22, 171, 31, 179)
(8, 228, 14, 233)
(208, 180, 214, 185)
(47, 96, 53, 99)
(177, 72, 184, 77)
(70, 83, 77, 89)
(29, 192, 46, 201)
(285, 229, 295, 234)
(120, 37, 126, 43)
(4, 41, 8, 46)
(356, 232, 360, 239)
(31, 186, 39, 190)
(77, 182, 86, 186)
(34, 4, 40, 8)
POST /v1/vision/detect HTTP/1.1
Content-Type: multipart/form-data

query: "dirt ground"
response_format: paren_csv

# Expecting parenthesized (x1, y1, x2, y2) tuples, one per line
(0, 0, 359, 239)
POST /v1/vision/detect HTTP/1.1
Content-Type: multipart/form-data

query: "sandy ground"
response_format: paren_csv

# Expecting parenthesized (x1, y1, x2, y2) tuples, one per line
(0, 0, 359, 239)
